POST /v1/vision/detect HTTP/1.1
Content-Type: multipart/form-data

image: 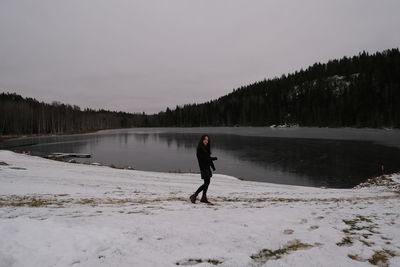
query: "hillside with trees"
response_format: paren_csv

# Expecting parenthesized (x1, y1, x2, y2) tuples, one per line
(150, 48, 400, 128)
(1, 48, 399, 136)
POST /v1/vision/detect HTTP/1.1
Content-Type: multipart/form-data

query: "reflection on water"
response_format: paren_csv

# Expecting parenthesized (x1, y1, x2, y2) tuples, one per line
(2, 127, 400, 188)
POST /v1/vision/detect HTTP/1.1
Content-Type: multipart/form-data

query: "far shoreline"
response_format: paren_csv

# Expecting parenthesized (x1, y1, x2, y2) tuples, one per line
(1, 125, 398, 144)
(0, 127, 127, 143)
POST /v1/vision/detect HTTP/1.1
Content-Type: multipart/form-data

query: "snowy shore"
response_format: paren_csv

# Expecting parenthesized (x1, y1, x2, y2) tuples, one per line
(1, 150, 399, 267)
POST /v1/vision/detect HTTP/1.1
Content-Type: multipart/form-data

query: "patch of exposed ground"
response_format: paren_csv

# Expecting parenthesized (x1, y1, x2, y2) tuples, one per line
(337, 215, 383, 248)
(0, 195, 65, 208)
(348, 250, 397, 266)
(347, 254, 366, 262)
(354, 175, 398, 189)
(283, 229, 294, 235)
(368, 250, 397, 266)
(175, 258, 223, 265)
(336, 237, 353, 247)
(250, 239, 316, 265)
(338, 214, 400, 266)
(216, 195, 400, 204)
(0, 195, 188, 208)
(1, 193, 399, 209)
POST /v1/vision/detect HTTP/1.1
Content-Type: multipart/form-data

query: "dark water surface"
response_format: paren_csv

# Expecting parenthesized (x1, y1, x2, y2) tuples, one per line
(2, 127, 400, 188)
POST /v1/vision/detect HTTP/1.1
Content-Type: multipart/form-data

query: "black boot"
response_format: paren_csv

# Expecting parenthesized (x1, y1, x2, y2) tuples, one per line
(200, 195, 212, 204)
(189, 193, 197, 203)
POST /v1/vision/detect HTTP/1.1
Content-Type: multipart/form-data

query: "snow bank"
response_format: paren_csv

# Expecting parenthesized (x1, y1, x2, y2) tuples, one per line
(1, 150, 399, 267)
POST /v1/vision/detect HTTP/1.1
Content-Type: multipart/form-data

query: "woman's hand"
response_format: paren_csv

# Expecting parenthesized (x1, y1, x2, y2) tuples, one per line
(211, 157, 218, 161)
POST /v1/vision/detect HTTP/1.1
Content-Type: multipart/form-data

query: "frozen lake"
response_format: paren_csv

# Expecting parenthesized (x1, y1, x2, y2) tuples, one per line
(2, 127, 400, 188)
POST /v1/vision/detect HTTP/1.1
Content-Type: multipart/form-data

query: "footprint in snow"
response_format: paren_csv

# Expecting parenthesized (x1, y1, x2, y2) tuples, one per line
(283, 229, 294, 235)
(300, 218, 308, 224)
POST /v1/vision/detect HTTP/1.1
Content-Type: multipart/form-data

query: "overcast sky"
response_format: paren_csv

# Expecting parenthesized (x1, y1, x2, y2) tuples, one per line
(1, 0, 400, 114)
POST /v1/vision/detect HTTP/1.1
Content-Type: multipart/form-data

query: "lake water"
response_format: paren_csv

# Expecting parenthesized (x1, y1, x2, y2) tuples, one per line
(2, 127, 400, 188)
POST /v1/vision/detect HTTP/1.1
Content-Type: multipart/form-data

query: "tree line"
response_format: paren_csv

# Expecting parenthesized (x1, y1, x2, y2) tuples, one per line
(1, 48, 399, 136)
(0, 93, 148, 135)
(151, 48, 400, 128)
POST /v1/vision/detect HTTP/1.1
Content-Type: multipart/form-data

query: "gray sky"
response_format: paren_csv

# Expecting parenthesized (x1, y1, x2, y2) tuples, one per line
(1, 0, 400, 114)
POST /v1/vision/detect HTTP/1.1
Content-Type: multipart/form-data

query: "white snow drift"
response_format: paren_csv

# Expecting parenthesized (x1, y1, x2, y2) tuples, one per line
(0, 150, 399, 267)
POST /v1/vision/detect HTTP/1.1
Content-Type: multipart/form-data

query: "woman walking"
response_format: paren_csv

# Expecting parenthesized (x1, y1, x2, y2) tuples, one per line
(190, 135, 217, 204)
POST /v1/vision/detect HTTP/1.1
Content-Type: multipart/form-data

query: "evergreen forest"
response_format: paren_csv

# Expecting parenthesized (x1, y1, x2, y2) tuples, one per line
(1, 48, 399, 135)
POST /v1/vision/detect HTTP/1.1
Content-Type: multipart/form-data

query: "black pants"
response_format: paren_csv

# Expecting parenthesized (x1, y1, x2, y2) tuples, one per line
(195, 177, 210, 196)
(195, 169, 212, 196)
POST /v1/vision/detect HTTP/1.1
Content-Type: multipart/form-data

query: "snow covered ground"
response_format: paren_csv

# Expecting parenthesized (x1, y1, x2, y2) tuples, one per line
(0, 150, 399, 267)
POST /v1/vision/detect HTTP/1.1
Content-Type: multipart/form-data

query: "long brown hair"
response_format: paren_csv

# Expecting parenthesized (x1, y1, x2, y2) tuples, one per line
(197, 135, 211, 154)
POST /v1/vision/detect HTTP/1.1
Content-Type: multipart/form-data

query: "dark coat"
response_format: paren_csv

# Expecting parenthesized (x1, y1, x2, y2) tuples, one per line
(196, 146, 217, 177)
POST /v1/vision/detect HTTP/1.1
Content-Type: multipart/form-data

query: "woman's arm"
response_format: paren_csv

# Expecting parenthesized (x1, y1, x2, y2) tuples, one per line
(197, 148, 217, 171)
(210, 160, 216, 171)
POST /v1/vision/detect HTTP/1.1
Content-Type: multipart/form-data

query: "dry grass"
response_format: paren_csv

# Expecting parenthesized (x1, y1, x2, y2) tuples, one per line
(339, 215, 384, 249)
(250, 239, 313, 265)
(216, 195, 400, 204)
(336, 237, 353, 247)
(0, 196, 65, 207)
(360, 239, 374, 247)
(0, 195, 189, 208)
(348, 254, 366, 262)
(77, 198, 96, 205)
(342, 216, 379, 235)
(175, 258, 223, 265)
(367, 250, 397, 266)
